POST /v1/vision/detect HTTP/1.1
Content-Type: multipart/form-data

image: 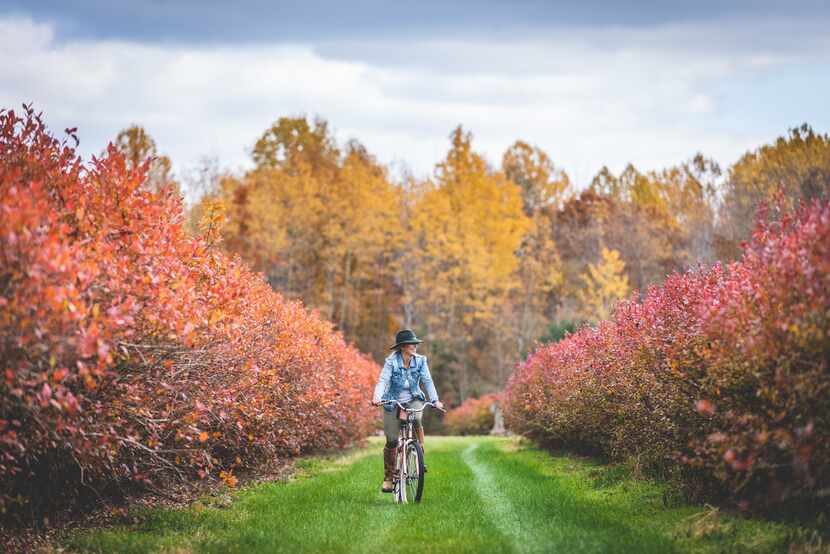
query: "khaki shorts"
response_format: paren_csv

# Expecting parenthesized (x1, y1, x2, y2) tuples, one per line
(382, 399, 424, 447)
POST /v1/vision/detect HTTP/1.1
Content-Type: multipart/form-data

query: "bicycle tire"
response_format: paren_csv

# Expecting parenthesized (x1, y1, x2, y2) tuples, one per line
(404, 440, 425, 503)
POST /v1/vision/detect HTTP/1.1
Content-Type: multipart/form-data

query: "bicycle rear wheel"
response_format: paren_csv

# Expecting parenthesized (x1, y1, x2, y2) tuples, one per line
(404, 441, 425, 503)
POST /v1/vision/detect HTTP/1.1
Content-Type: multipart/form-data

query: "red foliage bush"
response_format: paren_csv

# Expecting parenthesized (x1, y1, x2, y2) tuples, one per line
(504, 200, 830, 510)
(444, 393, 501, 435)
(0, 106, 377, 521)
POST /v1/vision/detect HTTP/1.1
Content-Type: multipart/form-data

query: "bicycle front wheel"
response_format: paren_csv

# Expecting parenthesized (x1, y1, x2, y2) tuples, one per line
(404, 441, 425, 503)
(394, 443, 406, 504)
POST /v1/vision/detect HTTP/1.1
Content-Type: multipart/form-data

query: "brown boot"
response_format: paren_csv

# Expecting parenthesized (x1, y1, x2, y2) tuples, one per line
(382, 445, 396, 492)
(415, 426, 427, 473)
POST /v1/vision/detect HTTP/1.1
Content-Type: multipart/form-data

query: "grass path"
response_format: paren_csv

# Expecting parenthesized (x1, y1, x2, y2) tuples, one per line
(462, 442, 540, 552)
(65, 436, 801, 553)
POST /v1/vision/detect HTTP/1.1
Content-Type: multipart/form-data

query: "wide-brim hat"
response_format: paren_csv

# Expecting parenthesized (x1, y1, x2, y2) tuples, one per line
(390, 328, 423, 350)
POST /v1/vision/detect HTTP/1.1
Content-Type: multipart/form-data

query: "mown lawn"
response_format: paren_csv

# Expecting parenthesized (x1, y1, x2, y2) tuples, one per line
(65, 436, 811, 553)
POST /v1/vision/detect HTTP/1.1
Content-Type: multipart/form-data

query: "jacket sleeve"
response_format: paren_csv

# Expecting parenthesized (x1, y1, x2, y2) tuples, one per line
(372, 358, 393, 403)
(420, 357, 439, 402)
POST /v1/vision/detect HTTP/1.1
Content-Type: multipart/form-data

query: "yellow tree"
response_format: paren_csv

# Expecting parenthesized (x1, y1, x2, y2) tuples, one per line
(222, 168, 322, 297)
(215, 116, 341, 311)
(553, 190, 613, 303)
(502, 140, 570, 213)
(323, 141, 403, 351)
(111, 125, 176, 193)
(511, 215, 562, 353)
(251, 116, 339, 179)
(500, 140, 567, 369)
(591, 163, 674, 224)
(576, 247, 630, 323)
(198, 117, 404, 359)
(410, 126, 529, 400)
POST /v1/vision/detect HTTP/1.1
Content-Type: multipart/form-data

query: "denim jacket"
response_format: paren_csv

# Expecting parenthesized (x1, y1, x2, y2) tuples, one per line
(372, 351, 439, 412)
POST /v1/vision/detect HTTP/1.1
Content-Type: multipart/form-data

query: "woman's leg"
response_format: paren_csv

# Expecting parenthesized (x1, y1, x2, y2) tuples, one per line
(381, 408, 399, 492)
(383, 407, 399, 448)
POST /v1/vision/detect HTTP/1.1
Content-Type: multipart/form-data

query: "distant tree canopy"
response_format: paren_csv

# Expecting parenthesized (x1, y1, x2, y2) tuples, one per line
(577, 247, 630, 323)
(186, 117, 829, 405)
(204, 117, 404, 358)
(715, 124, 830, 259)
(111, 125, 176, 193)
(251, 116, 339, 177)
(502, 140, 570, 214)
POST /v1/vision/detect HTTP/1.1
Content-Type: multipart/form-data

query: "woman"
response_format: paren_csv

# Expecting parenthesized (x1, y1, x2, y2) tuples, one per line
(371, 329, 443, 493)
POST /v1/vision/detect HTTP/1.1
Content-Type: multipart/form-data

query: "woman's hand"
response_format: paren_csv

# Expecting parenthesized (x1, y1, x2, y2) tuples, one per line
(370, 400, 381, 407)
(434, 400, 444, 410)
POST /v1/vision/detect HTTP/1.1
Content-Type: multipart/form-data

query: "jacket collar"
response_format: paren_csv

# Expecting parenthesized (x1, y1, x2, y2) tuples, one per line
(395, 350, 417, 369)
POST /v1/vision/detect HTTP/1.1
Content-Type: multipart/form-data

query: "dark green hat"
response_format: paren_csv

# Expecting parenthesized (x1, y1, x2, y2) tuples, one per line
(391, 329, 423, 350)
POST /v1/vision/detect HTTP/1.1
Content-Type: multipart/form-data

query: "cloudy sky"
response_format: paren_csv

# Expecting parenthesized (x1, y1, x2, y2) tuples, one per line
(2, 1, 829, 190)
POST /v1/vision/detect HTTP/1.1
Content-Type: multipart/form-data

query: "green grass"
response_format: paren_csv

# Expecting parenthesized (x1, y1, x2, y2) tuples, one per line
(64, 436, 811, 553)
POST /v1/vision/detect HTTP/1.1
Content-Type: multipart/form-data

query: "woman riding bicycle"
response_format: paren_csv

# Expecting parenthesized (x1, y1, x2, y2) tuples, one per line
(371, 329, 443, 493)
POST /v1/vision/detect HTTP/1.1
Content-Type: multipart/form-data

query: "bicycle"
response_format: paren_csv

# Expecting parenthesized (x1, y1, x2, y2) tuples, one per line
(380, 399, 445, 504)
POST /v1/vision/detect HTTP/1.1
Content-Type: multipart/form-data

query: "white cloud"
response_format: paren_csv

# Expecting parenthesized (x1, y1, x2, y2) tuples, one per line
(1, 14, 828, 193)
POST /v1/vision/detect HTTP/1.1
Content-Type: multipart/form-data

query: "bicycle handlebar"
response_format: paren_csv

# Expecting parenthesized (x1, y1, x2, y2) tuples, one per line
(378, 399, 446, 413)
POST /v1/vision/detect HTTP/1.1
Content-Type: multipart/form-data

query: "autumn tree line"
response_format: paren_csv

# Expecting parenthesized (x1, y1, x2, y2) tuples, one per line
(113, 119, 830, 408)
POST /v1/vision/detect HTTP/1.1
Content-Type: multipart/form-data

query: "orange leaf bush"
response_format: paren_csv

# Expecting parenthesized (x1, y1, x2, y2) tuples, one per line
(504, 200, 830, 511)
(0, 106, 377, 521)
(443, 393, 501, 435)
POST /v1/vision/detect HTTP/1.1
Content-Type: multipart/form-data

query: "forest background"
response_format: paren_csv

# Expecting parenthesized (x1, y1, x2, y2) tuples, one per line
(116, 117, 830, 409)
